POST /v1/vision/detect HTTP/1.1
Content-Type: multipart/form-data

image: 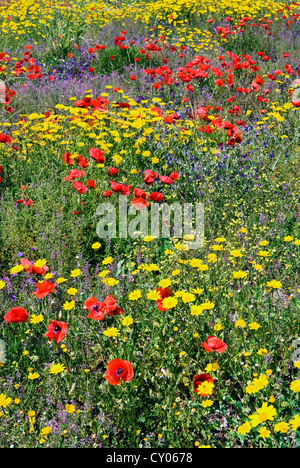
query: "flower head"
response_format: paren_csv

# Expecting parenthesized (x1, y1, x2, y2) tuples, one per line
(104, 359, 134, 386)
(202, 336, 228, 354)
(103, 327, 120, 338)
(237, 421, 252, 435)
(45, 320, 68, 344)
(32, 281, 56, 299)
(0, 393, 12, 408)
(249, 402, 277, 427)
(267, 280, 282, 289)
(193, 374, 214, 396)
(4, 307, 29, 324)
(30, 314, 44, 324)
(49, 363, 66, 375)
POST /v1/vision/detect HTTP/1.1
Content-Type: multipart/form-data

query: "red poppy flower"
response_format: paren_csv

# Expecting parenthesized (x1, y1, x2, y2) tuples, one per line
(108, 167, 119, 176)
(89, 148, 105, 163)
(72, 181, 88, 194)
(16, 198, 35, 207)
(148, 191, 163, 202)
(117, 102, 131, 109)
(150, 107, 162, 117)
(64, 169, 85, 181)
(0, 133, 12, 144)
(202, 336, 228, 353)
(83, 297, 106, 320)
(131, 197, 149, 210)
(87, 179, 96, 189)
(159, 286, 172, 297)
(144, 170, 158, 185)
(109, 180, 123, 192)
(159, 175, 174, 184)
(77, 155, 89, 168)
(109, 180, 131, 195)
(169, 171, 180, 180)
(102, 294, 116, 311)
(134, 188, 147, 199)
(20, 258, 49, 276)
(32, 281, 56, 299)
(193, 373, 214, 396)
(83, 295, 123, 319)
(63, 152, 74, 165)
(4, 307, 29, 324)
(185, 84, 194, 92)
(103, 295, 124, 316)
(103, 190, 113, 197)
(164, 115, 174, 124)
(28, 73, 39, 81)
(104, 359, 134, 385)
(156, 287, 172, 311)
(45, 320, 68, 344)
(222, 121, 234, 130)
(120, 184, 132, 196)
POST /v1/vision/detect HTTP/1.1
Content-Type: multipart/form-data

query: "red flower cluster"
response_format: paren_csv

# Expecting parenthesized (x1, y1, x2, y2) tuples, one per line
(15, 198, 35, 207)
(20, 258, 49, 276)
(63, 147, 107, 196)
(74, 96, 108, 111)
(130, 187, 164, 210)
(83, 295, 124, 320)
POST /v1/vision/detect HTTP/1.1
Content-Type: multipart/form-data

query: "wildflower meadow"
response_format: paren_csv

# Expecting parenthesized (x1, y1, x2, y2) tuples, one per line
(0, 0, 299, 450)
